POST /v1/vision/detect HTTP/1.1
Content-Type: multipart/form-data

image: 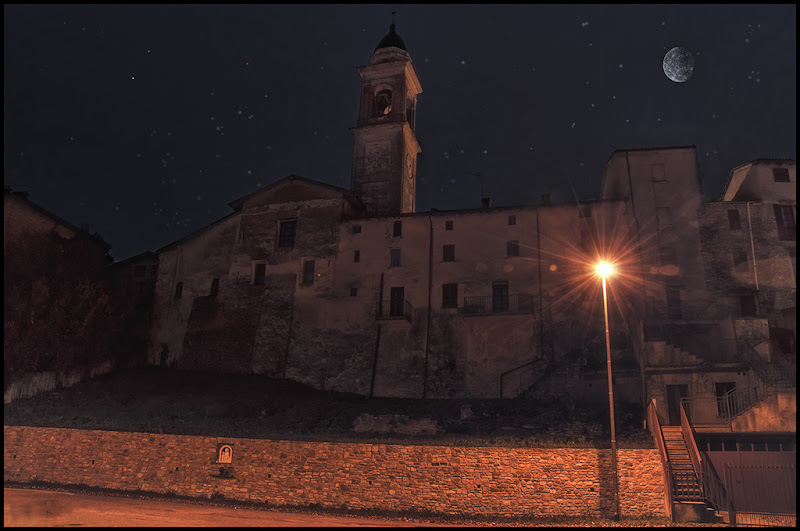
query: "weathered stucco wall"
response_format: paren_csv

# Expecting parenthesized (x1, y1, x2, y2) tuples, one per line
(148, 194, 639, 399)
(4, 425, 667, 518)
(732, 391, 796, 432)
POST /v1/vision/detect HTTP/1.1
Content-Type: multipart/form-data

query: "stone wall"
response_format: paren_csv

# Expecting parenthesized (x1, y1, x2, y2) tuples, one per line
(4, 425, 667, 518)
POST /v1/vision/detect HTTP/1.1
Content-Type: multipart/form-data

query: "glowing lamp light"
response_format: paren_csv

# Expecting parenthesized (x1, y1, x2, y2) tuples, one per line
(596, 262, 614, 278)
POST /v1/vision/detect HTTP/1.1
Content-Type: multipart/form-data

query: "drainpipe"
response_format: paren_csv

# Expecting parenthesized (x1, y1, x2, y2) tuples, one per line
(423, 215, 433, 398)
(162, 245, 182, 366)
(625, 152, 650, 422)
(369, 273, 385, 398)
(369, 324, 382, 398)
(746, 202, 759, 291)
(282, 291, 295, 380)
(536, 207, 544, 361)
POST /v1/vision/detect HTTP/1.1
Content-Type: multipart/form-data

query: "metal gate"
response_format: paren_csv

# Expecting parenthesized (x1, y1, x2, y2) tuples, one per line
(726, 464, 796, 527)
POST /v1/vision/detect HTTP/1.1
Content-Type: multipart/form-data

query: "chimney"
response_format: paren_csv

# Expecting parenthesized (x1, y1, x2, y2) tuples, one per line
(481, 197, 492, 208)
(541, 194, 551, 205)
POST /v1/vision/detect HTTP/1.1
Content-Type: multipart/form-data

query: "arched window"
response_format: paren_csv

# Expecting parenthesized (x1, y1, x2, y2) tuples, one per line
(375, 89, 392, 116)
(406, 96, 415, 129)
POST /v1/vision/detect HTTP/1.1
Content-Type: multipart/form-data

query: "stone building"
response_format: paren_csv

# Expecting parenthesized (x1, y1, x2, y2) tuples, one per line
(147, 24, 795, 412)
(4, 187, 109, 255)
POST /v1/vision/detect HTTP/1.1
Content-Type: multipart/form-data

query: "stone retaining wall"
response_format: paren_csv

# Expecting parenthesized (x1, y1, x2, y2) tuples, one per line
(4, 425, 667, 517)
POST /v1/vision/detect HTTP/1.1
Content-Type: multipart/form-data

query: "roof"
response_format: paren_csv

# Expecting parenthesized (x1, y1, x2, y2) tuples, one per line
(605, 145, 696, 164)
(720, 158, 796, 201)
(110, 251, 157, 268)
(227, 174, 363, 212)
(374, 23, 407, 52)
(4, 187, 111, 251)
(157, 175, 364, 254)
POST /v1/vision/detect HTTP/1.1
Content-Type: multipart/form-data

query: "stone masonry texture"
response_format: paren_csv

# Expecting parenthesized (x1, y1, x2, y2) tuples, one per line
(4, 426, 667, 517)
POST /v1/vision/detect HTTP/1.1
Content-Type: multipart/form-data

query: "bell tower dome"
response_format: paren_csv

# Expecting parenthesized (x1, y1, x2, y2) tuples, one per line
(350, 22, 422, 216)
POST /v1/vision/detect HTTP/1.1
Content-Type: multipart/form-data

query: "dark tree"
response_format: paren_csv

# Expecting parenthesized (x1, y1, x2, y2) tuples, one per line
(4, 229, 131, 386)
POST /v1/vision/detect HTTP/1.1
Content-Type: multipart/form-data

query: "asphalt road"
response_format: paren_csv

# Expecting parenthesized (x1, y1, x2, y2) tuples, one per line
(3, 488, 451, 527)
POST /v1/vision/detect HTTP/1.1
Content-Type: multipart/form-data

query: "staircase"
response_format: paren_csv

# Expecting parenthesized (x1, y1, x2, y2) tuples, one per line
(661, 426, 702, 501)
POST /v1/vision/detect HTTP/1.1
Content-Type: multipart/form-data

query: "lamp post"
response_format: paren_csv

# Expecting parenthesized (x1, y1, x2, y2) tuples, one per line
(596, 261, 620, 521)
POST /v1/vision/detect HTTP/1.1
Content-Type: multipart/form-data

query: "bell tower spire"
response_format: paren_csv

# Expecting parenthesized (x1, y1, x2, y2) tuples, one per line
(350, 18, 422, 216)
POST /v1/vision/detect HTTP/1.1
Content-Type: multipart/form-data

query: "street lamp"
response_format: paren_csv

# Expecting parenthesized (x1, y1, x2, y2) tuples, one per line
(596, 261, 620, 521)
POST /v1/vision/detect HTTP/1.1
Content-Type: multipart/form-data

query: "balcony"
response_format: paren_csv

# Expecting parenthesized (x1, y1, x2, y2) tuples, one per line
(462, 293, 534, 316)
(376, 299, 413, 322)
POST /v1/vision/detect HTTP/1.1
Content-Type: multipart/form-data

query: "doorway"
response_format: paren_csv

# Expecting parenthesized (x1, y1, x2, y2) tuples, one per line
(666, 384, 689, 425)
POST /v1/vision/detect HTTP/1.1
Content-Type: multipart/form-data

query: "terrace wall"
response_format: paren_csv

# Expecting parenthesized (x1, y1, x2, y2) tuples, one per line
(4, 425, 667, 517)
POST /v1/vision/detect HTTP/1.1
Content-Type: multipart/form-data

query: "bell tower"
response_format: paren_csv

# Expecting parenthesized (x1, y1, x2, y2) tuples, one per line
(351, 22, 422, 216)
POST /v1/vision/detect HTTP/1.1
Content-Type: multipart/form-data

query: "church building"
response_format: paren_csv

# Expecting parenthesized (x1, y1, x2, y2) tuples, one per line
(147, 23, 796, 420)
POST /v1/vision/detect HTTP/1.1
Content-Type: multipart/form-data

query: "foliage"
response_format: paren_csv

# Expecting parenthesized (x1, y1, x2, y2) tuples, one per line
(4, 229, 131, 385)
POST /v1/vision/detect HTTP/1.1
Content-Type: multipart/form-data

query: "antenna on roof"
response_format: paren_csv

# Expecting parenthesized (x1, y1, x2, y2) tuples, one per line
(392, 10, 396, 25)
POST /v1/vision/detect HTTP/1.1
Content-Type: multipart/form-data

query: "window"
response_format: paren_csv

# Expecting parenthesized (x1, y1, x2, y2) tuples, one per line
(580, 206, 592, 219)
(442, 283, 458, 308)
(727, 209, 741, 230)
(352, 224, 362, 234)
(302, 260, 315, 286)
(443, 244, 455, 262)
(389, 287, 404, 317)
(350, 287, 358, 297)
(508, 215, 516, 226)
(278, 220, 297, 248)
(210, 277, 219, 297)
(652, 163, 666, 182)
(732, 249, 749, 272)
(174, 282, 183, 300)
(354, 250, 360, 263)
(134, 265, 147, 278)
(773, 167, 790, 182)
(253, 263, 266, 285)
(492, 281, 509, 313)
(660, 246, 676, 266)
(406, 98, 415, 130)
(445, 220, 453, 231)
(740, 294, 757, 317)
(375, 89, 392, 116)
(393, 220, 402, 237)
(390, 249, 401, 267)
(774, 204, 796, 241)
(507, 240, 519, 257)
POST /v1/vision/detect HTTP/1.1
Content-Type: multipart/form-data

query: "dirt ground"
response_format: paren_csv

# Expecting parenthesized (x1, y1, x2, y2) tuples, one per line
(3, 487, 454, 527)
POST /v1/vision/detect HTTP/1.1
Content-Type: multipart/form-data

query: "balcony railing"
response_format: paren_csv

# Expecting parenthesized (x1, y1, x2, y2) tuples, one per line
(681, 366, 796, 425)
(376, 299, 413, 322)
(462, 293, 534, 315)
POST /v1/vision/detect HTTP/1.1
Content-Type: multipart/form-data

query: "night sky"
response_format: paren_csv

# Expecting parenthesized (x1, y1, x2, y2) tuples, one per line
(4, 5, 796, 262)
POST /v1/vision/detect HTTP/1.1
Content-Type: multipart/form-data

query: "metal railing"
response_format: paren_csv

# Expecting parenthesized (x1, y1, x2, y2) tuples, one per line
(647, 399, 674, 520)
(682, 365, 796, 426)
(376, 299, 413, 322)
(681, 400, 730, 514)
(499, 357, 547, 399)
(462, 293, 534, 315)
